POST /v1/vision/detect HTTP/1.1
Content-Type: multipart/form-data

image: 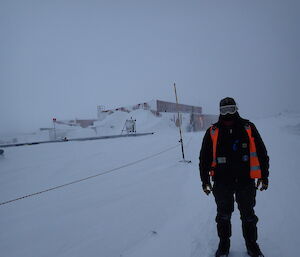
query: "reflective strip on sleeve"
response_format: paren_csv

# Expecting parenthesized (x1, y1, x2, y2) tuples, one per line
(250, 165, 261, 171)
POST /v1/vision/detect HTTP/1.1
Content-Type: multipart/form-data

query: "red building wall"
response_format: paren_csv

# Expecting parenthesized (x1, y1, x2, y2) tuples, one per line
(156, 100, 202, 114)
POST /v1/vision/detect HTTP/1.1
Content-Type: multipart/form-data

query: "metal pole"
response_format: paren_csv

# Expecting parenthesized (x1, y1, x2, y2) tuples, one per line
(174, 83, 190, 163)
(53, 118, 57, 140)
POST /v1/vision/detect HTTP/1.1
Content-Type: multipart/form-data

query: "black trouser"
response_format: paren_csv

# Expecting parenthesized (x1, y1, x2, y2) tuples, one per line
(212, 181, 258, 244)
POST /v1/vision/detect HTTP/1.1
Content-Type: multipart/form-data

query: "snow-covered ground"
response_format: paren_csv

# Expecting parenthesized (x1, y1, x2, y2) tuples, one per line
(0, 112, 299, 257)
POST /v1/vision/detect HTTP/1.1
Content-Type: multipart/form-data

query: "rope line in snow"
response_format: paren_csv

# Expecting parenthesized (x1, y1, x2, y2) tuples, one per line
(0, 144, 181, 207)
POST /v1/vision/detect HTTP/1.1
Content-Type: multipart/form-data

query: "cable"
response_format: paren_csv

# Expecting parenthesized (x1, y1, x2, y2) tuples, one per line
(0, 144, 180, 207)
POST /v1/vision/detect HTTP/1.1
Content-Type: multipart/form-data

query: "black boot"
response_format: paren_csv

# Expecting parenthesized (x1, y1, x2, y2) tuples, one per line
(215, 213, 231, 257)
(215, 239, 230, 257)
(246, 241, 264, 257)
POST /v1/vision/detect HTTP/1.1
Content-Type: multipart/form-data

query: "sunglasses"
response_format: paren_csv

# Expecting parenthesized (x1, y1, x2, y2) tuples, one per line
(220, 105, 238, 115)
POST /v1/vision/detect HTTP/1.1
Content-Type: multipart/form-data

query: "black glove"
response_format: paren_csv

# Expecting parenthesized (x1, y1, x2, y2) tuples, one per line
(256, 178, 268, 191)
(202, 182, 212, 195)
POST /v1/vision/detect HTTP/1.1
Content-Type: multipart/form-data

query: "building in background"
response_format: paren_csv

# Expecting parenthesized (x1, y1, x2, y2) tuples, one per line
(97, 100, 217, 131)
(51, 100, 217, 132)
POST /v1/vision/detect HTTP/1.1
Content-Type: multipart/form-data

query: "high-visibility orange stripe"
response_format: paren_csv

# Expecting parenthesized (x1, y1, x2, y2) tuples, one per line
(210, 126, 219, 169)
(250, 157, 260, 166)
(245, 125, 262, 179)
(250, 170, 261, 179)
(210, 126, 219, 176)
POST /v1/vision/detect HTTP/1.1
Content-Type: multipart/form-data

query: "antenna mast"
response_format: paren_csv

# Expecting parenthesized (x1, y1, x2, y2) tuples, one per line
(173, 83, 191, 163)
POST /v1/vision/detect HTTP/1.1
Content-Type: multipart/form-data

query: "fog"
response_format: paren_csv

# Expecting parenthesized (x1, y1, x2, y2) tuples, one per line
(1, 0, 299, 135)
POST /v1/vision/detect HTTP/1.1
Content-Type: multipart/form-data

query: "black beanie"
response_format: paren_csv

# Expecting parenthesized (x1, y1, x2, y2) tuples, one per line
(220, 97, 236, 107)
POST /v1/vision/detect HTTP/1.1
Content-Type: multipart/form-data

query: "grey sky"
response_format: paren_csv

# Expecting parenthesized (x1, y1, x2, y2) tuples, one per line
(1, 0, 299, 134)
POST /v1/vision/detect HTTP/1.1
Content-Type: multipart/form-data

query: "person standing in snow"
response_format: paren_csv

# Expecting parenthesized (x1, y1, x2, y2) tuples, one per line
(199, 97, 269, 257)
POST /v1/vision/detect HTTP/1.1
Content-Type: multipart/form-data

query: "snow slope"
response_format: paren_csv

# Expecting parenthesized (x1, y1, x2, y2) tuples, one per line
(93, 109, 190, 135)
(0, 112, 299, 257)
(0, 109, 189, 144)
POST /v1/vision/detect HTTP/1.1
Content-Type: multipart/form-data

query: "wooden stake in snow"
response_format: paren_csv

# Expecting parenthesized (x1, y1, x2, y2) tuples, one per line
(173, 83, 191, 163)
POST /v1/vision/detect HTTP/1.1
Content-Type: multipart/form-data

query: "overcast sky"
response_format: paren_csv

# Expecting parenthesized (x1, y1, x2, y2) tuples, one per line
(0, 0, 299, 134)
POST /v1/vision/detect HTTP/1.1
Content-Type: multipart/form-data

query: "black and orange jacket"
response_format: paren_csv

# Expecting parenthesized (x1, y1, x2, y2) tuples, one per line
(199, 114, 269, 185)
